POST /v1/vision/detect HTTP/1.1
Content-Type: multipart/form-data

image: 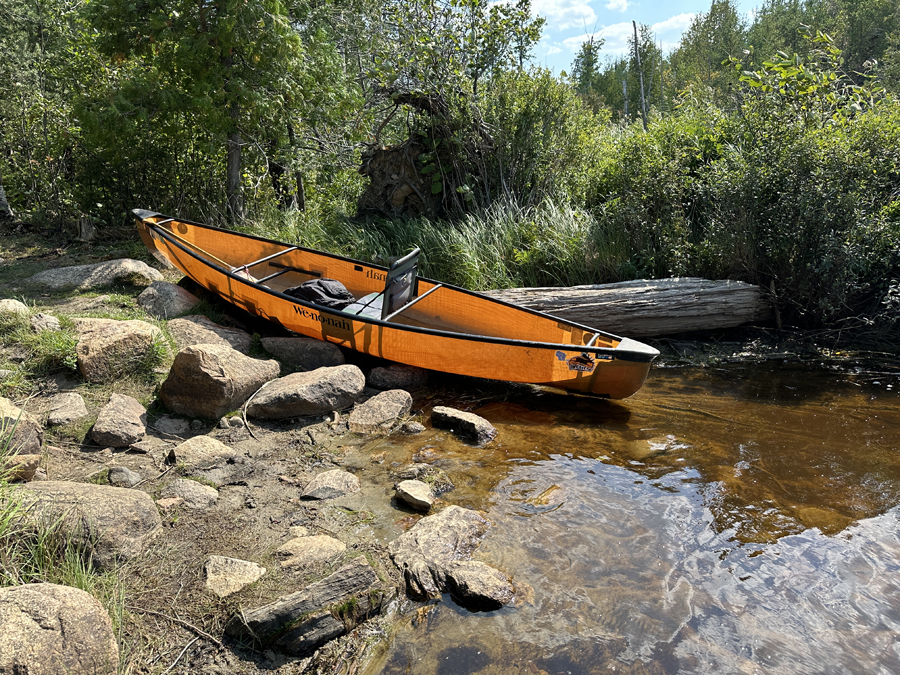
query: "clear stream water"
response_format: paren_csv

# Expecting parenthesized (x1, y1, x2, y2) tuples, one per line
(355, 362, 900, 674)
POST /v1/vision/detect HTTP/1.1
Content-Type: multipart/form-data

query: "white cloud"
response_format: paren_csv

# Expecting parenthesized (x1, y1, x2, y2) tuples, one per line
(531, 0, 597, 31)
(605, 0, 628, 12)
(651, 13, 695, 35)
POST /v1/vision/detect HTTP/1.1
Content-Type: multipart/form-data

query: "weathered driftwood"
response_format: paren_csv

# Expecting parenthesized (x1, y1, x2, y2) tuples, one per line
(486, 278, 773, 338)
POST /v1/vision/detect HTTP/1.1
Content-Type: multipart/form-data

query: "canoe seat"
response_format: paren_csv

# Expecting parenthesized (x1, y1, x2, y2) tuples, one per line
(343, 248, 420, 321)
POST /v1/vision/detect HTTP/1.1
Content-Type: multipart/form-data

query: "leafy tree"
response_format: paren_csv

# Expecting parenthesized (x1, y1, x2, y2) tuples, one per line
(83, 0, 332, 221)
(746, 0, 839, 59)
(671, 0, 747, 100)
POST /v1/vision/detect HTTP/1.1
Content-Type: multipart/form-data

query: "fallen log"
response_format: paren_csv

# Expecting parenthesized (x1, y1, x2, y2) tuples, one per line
(486, 278, 773, 338)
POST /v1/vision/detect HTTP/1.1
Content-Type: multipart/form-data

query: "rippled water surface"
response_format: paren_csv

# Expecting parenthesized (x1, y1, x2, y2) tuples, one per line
(358, 363, 900, 674)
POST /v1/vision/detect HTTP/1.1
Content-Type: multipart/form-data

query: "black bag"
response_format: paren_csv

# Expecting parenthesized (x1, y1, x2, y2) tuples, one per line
(284, 278, 355, 310)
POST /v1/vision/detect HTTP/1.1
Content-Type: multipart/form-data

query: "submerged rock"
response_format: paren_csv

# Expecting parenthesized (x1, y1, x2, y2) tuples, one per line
(348, 389, 412, 434)
(431, 406, 497, 446)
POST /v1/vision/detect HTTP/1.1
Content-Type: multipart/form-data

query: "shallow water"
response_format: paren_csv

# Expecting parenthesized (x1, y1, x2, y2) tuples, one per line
(358, 363, 900, 674)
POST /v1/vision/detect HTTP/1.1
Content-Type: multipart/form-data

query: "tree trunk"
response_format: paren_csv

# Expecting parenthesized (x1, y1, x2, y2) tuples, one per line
(486, 278, 774, 338)
(633, 21, 648, 131)
(0, 186, 13, 221)
(226, 100, 243, 222)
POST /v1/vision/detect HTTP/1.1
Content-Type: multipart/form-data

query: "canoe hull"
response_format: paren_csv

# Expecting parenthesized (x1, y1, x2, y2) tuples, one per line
(135, 211, 657, 399)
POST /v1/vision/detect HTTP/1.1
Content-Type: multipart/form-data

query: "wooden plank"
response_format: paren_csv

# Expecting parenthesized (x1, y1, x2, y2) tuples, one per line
(486, 278, 773, 338)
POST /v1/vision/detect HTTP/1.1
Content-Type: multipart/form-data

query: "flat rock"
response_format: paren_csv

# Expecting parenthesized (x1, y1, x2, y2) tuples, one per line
(47, 392, 89, 426)
(25, 258, 162, 291)
(137, 280, 200, 319)
(301, 469, 360, 500)
(0, 397, 43, 455)
(107, 466, 142, 487)
(16, 482, 162, 568)
(431, 406, 497, 446)
(260, 336, 345, 370)
(167, 315, 252, 354)
(348, 389, 412, 434)
(151, 415, 192, 437)
(276, 534, 347, 569)
(92, 394, 146, 448)
(394, 479, 434, 512)
(0, 298, 29, 315)
(30, 312, 60, 333)
(73, 318, 167, 383)
(368, 364, 429, 391)
(160, 344, 280, 419)
(388, 505, 491, 601)
(169, 435, 236, 468)
(0, 583, 118, 675)
(224, 557, 382, 655)
(246, 365, 365, 420)
(160, 478, 219, 508)
(1, 453, 41, 481)
(204, 556, 267, 598)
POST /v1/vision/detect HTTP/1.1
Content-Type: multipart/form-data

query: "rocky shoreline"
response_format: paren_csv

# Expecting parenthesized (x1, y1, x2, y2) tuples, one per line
(0, 258, 519, 674)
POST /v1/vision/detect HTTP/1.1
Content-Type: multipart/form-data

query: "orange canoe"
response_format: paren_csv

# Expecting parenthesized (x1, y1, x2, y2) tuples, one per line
(133, 209, 658, 399)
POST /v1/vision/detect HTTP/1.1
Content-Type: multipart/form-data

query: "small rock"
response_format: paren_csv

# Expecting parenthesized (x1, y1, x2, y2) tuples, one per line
(395, 479, 434, 512)
(443, 560, 515, 611)
(137, 280, 200, 319)
(30, 312, 60, 333)
(204, 556, 266, 598)
(228, 416, 245, 428)
(276, 534, 346, 569)
(92, 394, 146, 448)
(0, 298, 28, 315)
(169, 436, 236, 468)
(412, 447, 440, 463)
(401, 421, 426, 434)
(348, 389, 412, 434)
(107, 466, 142, 487)
(288, 525, 310, 537)
(128, 439, 156, 454)
(1, 454, 41, 481)
(155, 497, 184, 511)
(160, 479, 219, 509)
(47, 392, 89, 426)
(217, 417, 231, 429)
(431, 406, 497, 446)
(301, 469, 360, 500)
(152, 415, 191, 437)
(190, 419, 205, 431)
(0, 397, 44, 455)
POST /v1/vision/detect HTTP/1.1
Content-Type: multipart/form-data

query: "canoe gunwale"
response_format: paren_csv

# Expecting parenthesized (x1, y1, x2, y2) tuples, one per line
(134, 210, 658, 364)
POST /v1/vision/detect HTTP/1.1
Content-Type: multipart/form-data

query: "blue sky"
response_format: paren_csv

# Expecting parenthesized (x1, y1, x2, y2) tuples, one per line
(531, 0, 759, 74)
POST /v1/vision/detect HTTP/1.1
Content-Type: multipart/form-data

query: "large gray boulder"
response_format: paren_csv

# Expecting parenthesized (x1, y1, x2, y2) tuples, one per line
(0, 583, 119, 675)
(15, 482, 162, 569)
(348, 389, 412, 434)
(160, 344, 280, 419)
(25, 258, 162, 291)
(72, 318, 167, 383)
(91, 393, 146, 448)
(224, 557, 383, 656)
(260, 336, 345, 370)
(388, 504, 512, 610)
(167, 315, 253, 354)
(246, 365, 365, 420)
(0, 397, 43, 455)
(137, 280, 200, 319)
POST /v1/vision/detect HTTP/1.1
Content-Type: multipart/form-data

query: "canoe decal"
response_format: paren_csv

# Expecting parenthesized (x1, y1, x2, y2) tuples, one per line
(293, 305, 352, 331)
(557, 351, 598, 373)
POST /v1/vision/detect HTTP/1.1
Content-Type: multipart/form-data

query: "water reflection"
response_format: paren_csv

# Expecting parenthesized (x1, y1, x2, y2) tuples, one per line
(361, 364, 900, 674)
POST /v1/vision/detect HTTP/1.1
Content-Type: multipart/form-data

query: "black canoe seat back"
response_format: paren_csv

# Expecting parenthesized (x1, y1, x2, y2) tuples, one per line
(344, 248, 421, 321)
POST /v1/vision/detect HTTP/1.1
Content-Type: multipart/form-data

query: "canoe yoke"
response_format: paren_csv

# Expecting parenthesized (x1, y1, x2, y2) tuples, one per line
(343, 248, 432, 321)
